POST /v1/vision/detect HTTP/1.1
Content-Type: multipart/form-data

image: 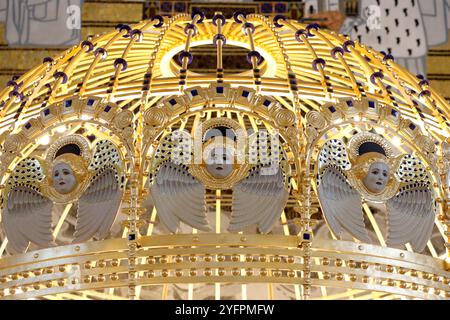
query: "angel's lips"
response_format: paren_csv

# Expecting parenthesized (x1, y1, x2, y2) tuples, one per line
(376, 182, 383, 186)
(215, 166, 223, 171)
(58, 181, 66, 185)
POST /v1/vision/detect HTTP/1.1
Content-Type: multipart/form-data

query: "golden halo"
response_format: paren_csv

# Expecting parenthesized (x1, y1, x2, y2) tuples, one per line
(348, 132, 394, 164)
(45, 134, 91, 163)
(199, 118, 247, 144)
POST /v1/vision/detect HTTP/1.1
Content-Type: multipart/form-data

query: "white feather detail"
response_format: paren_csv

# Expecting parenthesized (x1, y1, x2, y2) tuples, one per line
(317, 166, 371, 243)
(73, 169, 121, 243)
(2, 186, 53, 253)
(229, 167, 288, 233)
(150, 162, 211, 233)
(386, 185, 435, 252)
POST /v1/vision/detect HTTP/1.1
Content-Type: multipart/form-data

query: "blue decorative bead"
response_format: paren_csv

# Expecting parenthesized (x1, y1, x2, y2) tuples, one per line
(131, 29, 143, 42)
(419, 79, 430, 87)
(306, 23, 320, 37)
(233, 11, 247, 24)
(212, 14, 226, 27)
(242, 22, 255, 35)
(94, 48, 108, 60)
(273, 15, 286, 28)
(81, 40, 94, 52)
(331, 47, 345, 60)
(247, 51, 262, 65)
(312, 58, 326, 71)
(295, 29, 308, 42)
(370, 72, 384, 85)
(118, 24, 131, 37)
(184, 23, 198, 36)
(43, 57, 54, 64)
(419, 90, 431, 98)
(213, 34, 226, 46)
(383, 54, 394, 62)
(53, 71, 68, 84)
(343, 40, 355, 53)
(151, 15, 164, 28)
(191, 9, 205, 23)
(178, 51, 193, 65)
(114, 58, 128, 71)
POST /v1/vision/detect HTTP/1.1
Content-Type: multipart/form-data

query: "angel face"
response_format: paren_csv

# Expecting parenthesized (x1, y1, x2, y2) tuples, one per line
(52, 162, 78, 194)
(205, 146, 234, 179)
(363, 161, 390, 193)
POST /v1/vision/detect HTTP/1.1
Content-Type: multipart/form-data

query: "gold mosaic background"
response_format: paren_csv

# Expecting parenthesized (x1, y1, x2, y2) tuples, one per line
(0, 0, 449, 101)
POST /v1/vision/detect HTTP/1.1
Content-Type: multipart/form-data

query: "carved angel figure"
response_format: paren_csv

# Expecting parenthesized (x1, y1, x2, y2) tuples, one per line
(317, 132, 436, 252)
(149, 119, 290, 234)
(1, 134, 124, 253)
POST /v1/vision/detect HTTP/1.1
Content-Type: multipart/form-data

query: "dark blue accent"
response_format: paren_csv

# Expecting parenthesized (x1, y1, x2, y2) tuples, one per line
(87, 99, 95, 106)
(191, 89, 198, 97)
(242, 90, 250, 98)
(303, 233, 311, 240)
(261, 3, 272, 13)
(128, 234, 136, 241)
(275, 2, 286, 13)
(25, 122, 31, 129)
(216, 87, 224, 94)
(263, 100, 271, 107)
(409, 123, 417, 130)
(346, 100, 354, 107)
(368, 101, 375, 109)
(169, 98, 177, 106)
(104, 105, 112, 113)
(43, 108, 50, 116)
(391, 109, 398, 116)
(65, 100, 72, 108)
(329, 106, 337, 113)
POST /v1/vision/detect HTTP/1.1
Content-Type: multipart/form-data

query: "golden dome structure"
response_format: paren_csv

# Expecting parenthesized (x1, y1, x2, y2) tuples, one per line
(0, 11, 449, 300)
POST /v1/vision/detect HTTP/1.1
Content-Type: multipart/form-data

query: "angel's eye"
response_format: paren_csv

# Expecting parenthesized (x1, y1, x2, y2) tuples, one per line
(372, 170, 379, 175)
(54, 172, 59, 177)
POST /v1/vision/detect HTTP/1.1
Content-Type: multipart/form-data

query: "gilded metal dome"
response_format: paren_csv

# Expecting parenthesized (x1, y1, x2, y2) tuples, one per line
(0, 11, 448, 300)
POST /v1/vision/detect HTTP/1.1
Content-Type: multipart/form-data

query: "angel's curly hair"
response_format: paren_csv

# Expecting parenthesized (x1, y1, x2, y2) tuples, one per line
(351, 152, 390, 180)
(48, 153, 88, 184)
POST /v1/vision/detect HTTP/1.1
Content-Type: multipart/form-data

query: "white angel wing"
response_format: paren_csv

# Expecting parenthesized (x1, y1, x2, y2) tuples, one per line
(229, 166, 289, 233)
(386, 155, 436, 252)
(1, 157, 53, 253)
(150, 162, 211, 233)
(74, 140, 124, 243)
(73, 169, 122, 243)
(317, 139, 370, 242)
(317, 166, 371, 243)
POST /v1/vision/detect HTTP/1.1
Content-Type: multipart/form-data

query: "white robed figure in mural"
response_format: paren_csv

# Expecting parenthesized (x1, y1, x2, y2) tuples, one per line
(0, 0, 82, 46)
(305, 0, 450, 76)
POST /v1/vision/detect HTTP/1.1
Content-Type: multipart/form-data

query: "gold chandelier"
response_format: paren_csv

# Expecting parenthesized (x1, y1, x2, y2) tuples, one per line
(0, 10, 449, 300)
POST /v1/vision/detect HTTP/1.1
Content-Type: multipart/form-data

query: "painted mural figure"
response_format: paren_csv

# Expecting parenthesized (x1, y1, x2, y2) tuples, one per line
(305, 0, 450, 76)
(0, 0, 82, 46)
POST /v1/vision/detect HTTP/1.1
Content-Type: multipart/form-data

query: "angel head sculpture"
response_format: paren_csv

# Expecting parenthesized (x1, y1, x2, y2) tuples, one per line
(49, 153, 87, 195)
(204, 141, 235, 179)
(317, 131, 436, 252)
(0, 134, 125, 253)
(345, 135, 402, 200)
(149, 118, 291, 234)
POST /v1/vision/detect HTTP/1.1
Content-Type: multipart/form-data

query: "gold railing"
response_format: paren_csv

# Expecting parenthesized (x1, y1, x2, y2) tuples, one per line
(0, 234, 448, 300)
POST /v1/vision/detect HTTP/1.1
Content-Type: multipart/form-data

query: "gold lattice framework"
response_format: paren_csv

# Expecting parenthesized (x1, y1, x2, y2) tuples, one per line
(0, 11, 449, 300)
